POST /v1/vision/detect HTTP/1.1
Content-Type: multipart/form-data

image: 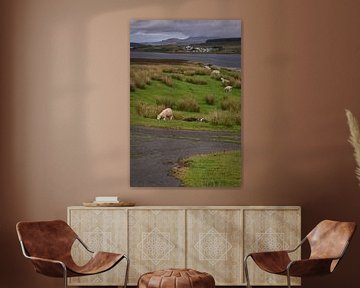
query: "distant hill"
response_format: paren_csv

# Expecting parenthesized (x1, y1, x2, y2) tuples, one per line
(143, 37, 211, 46)
(130, 36, 241, 54)
(130, 42, 146, 48)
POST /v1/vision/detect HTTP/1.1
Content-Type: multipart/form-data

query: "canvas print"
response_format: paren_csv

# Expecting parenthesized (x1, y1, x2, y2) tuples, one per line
(130, 20, 241, 187)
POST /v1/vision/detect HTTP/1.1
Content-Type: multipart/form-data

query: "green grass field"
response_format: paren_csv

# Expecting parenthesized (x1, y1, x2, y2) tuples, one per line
(130, 59, 241, 132)
(172, 150, 241, 187)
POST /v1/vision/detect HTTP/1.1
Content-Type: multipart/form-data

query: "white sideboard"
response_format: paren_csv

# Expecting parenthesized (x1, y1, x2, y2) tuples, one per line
(67, 206, 301, 286)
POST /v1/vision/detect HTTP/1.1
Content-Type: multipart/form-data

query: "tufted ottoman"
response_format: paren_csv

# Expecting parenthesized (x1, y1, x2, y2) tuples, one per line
(138, 268, 215, 288)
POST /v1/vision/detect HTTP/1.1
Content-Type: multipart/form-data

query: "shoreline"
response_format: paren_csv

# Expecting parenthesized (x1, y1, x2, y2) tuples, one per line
(130, 51, 240, 69)
(130, 57, 240, 71)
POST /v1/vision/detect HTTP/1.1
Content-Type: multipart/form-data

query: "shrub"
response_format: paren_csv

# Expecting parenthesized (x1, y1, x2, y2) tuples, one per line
(177, 97, 200, 112)
(130, 81, 136, 92)
(150, 72, 162, 81)
(160, 75, 173, 87)
(131, 70, 151, 89)
(225, 76, 241, 88)
(183, 70, 196, 76)
(220, 68, 240, 79)
(232, 79, 241, 88)
(163, 67, 183, 74)
(172, 111, 185, 120)
(221, 97, 241, 112)
(162, 67, 175, 73)
(155, 96, 177, 109)
(194, 68, 211, 75)
(171, 74, 185, 81)
(185, 77, 207, 85)
(208, 110, 240, 127)
(136, 102, 165, 119)
(205, 94, 215, 105)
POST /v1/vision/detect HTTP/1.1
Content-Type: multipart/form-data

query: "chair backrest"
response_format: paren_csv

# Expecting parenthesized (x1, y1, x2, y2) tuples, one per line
(16, 220, 77, 261)
(307, 220, 356, 261)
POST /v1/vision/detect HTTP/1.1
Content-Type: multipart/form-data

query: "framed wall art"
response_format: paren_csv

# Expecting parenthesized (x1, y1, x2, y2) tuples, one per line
(130, 20, 241, 187)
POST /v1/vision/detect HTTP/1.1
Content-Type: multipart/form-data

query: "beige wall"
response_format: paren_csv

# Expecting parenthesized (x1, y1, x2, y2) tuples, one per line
(1, 0, 360, 287)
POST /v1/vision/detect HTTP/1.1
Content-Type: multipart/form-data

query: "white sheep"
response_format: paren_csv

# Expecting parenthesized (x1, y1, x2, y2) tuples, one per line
(224, 86, 232, 92)
(204, 65, 211, 70)
(211, 70, 220, 75)
(221, 77, 230, 84)
(157, 108, 173, 120)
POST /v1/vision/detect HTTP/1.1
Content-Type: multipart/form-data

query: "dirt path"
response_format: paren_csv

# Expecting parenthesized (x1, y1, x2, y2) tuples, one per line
(130, 126, 240, 187)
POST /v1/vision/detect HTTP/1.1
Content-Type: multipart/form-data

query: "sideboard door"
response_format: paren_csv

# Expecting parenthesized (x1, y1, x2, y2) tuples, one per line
(243, 208, 301, 286)
(187, 209, 243, 285)
(128, 209, 186, 284)
(68, 208, 127, 286)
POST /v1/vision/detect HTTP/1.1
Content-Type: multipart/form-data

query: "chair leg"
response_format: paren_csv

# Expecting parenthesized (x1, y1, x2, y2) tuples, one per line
(243, 255, 252, 288)
(123, 255, 130, 288)
(62, 264, 68, 288)
(286, 269, 291, 288)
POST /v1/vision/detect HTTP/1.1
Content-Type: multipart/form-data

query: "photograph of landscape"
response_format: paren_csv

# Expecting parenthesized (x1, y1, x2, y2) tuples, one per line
(130, 20, 241, 187)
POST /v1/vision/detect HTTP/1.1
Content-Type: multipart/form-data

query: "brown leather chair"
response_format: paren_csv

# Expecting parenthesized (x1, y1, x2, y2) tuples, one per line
(244, 220, 356, 288)
(16, 220, 129, 288)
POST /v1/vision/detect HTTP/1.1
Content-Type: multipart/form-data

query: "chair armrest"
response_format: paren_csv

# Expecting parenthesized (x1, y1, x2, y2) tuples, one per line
(287, 258, 336, 277)
(76, 236, 94, 253)
(286, 237, 307, 253)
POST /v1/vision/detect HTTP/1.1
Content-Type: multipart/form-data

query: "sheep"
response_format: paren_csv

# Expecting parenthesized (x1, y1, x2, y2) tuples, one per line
(211, 70, 220, 75)
(204, 65, 211, 70)
(220, 77, 230, 84)
(157, 108, 173, 120)
(224, 85, 232, 92)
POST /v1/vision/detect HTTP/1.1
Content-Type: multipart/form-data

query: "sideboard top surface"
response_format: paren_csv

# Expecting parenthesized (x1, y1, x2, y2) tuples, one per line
(68, 205, 301, 210)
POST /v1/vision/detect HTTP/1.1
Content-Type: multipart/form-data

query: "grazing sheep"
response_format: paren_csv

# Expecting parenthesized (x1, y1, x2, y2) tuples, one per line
(211, 70, 220, 75)
(157, 108, 173, 120)
(204, 65, 211, 70)
(224, 85, 233, 92)
(221, 77, 230, 84)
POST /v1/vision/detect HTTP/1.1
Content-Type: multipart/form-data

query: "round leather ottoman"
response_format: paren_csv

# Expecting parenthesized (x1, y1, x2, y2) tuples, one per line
(138, 268, 215, 288)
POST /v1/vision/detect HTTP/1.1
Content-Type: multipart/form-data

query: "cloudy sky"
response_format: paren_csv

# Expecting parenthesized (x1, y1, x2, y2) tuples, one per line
(130, 20, 241, 43)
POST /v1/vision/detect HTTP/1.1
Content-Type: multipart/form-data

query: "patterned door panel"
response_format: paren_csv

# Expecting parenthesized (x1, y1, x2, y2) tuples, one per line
(187, 209, 243, 285)
(244, 209, 301, 286)
(128, 209, 186, 284)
